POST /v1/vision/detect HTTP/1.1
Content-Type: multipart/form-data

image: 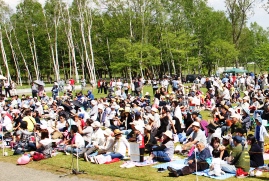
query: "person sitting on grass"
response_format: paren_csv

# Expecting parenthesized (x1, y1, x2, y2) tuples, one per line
(30, 129, 52, 159)
(147, 130, 174, 163)
(181, 121, 207, 155)
(144, 125, 157, 153)
(167, 142, 211, 177)
(102, 129, 129, 160)
(220, 135, 250, 176)
(65, 125, 85, 154)
(208, 149, 225, 176)
(84, 129, 114, 162)
(247, 134, 264, 168)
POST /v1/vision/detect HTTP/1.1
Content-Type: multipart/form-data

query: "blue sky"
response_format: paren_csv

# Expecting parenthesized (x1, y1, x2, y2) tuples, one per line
(4, 0, 269, 29)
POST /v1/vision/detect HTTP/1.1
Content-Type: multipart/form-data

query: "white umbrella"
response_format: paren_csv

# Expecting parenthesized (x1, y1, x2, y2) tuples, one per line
(0, 75, 7, 80)
(33, 80, 45, 86)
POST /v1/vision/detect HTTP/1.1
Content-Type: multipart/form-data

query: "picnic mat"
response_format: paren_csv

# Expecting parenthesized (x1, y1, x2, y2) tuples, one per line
(193, 167, 265, 180)
(152, 159, 187, 170)
(193, 169, 235, 180)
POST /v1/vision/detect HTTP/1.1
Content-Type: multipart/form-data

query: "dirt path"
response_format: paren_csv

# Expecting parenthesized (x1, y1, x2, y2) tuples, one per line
(0, 161, 93, 181)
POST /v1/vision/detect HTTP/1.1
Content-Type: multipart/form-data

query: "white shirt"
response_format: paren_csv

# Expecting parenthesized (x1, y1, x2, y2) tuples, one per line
(2, 115, 12, 131)
(174, 105, 183, 124)
(74, 133, 85, 148)
(222, 88, 230, 100)
(91, 128, 105, 146)
(239, 77, 245, 84)
(99, 136, 115, 153)
(89, 105, 98, 121)
(116, 81, 122, 89)
(210, 157, 222, 174)
(154, 113, 160, 128)
(113, 137, 130, 156)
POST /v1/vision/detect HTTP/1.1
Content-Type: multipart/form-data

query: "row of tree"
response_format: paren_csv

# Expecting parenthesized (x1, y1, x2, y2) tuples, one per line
(0, 0, 268, 85)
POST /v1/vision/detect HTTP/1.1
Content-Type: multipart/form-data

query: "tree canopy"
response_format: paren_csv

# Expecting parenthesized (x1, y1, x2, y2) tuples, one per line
(0, 0, 268, 84)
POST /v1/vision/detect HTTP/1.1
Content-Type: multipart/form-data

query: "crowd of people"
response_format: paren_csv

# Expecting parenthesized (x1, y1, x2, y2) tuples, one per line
(0, 72, 269, 178)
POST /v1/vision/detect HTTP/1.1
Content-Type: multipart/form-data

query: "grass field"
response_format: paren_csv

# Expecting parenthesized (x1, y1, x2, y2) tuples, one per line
(1, 85, 269, 180)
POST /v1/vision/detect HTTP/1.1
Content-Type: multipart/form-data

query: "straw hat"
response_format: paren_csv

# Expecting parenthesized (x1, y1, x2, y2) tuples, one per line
(125, 107, 130, 113)
(114, 129, 122, 136)
(163, 130, 173, 139)
(222, 105, 229, 111)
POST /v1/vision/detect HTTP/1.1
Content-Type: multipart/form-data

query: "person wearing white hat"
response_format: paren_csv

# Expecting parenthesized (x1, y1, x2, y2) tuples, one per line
(134, 125, 145, 162)
(97, 104, 109, 127)
(83, 128, 114, 161)
(90, 121, 105, 147)
(249, 96, 260, 113)
(89, 100, 98, 120)
(182, 121, 207, 153)
(151, 107, 160, 128)
(35, 102, 44, 115)
(147, 130, 174, 163)
(1, 111, 13, 132)
(242, 96, 250, 108)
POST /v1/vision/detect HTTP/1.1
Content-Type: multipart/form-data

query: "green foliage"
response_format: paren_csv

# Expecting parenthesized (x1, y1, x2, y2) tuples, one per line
(0, 0, 269, 82)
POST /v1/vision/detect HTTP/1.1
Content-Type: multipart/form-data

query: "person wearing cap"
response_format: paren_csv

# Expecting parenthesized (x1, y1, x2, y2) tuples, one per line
(181, 121, 207, 152)
(35, 102, 44, 115)
(254, 117, 269, 152)
(225, 113, 242, 136)
(246, 134, 264, 168)
(88, 121, 105, 148)
(1, 111, 13, 132)
(241, 107, 250, 133)
(41, 92, 49, 104)
(249, 96, 260, 112)
(147, 130, 174, 163)
(168, 142, 211, 177)
(242, 96, 250, 108)
(103, 129, 129, 159)
(221, 135, 250, 175)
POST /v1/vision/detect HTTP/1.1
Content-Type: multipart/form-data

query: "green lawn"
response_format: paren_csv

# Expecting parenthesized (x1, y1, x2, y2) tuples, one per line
(1, 85, 268, 180)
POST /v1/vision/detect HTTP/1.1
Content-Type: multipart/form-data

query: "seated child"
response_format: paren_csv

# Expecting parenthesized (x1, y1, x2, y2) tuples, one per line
(208, 149, 225, 176)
